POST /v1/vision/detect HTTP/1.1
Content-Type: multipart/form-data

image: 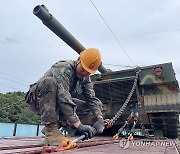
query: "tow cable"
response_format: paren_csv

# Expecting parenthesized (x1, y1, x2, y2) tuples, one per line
(111, 69, 149, 141)
(107, 69, 148, 141)
(113, 102, 148, 141)
(110, 69, 141, 125)
(42, 132, 89, 153)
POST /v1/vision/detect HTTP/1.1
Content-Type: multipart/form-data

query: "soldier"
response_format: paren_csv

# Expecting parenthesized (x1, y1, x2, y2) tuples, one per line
(25, 48, 112, 147)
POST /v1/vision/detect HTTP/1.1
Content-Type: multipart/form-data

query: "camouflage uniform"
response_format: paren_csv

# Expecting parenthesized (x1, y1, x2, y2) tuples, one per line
(25, 60, 102, 125)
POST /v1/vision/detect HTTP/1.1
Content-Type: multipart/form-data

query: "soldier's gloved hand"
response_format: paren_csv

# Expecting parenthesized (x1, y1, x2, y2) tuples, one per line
(77, 123, 96, 139)
(93, 118, 104, 134)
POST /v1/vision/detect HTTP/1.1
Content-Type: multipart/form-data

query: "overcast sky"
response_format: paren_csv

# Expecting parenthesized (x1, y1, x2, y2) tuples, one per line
(0, 0, 180, 93)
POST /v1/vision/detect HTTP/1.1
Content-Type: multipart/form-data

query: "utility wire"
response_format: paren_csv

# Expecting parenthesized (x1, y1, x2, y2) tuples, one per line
(89, 0, 135, 66)
(103, 63, 132, 68)
(0, 83, 22, 91)
(0, 72, 30, 84)
(0, 76, 28, 87)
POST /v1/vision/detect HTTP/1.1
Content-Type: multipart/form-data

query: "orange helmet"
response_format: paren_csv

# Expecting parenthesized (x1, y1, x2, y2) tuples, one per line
(80, 48, 101, 74)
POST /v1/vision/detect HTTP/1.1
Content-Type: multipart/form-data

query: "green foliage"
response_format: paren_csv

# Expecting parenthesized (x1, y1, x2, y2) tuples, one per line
(0, 92, 40, 124)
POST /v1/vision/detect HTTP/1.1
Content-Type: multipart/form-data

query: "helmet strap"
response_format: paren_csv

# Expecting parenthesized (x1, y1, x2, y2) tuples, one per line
(75, 60, 81, 71)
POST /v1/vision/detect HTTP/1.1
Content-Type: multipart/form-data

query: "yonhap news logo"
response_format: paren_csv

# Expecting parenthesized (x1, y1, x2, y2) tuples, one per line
(119, 138, 130, 149)
(119, 139, 179, 149)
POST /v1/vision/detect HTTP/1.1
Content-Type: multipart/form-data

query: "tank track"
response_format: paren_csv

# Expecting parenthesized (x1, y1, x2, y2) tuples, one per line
(149, 112, 179, 139)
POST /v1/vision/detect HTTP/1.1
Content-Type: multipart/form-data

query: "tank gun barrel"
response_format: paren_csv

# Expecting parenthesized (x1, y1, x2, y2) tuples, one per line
(33, 4, 107, 73)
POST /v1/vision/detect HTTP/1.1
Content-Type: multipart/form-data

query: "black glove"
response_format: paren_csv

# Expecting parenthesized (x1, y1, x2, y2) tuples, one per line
(77, 123, 96, 139)
(93, 118, 104, 134)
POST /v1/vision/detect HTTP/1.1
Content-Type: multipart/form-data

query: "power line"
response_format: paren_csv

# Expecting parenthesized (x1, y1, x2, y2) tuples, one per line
(0, 83, 22, 91)
(0, 76, 28, 87)
(103, 63, 132, 68)
(0, 72, 30, 84)
(89, 0, 135, 66)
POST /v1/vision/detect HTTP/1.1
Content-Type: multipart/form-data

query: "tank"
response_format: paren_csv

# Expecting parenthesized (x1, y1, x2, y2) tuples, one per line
(90, 63, 180, 138)
(33, 5, 180, 138)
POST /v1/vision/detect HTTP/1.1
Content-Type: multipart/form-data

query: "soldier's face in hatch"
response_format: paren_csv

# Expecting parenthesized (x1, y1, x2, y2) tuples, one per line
(76, 59, 90, 79)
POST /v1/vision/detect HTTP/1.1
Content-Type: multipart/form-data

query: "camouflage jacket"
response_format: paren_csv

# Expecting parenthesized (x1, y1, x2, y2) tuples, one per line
(37, 60, 102, 124)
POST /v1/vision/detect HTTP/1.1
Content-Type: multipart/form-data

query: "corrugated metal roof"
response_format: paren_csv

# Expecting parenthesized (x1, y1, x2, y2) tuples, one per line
(0, 136, 179, 154)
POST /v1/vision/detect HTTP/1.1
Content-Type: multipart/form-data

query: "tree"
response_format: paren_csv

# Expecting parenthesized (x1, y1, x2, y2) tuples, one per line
(0, 92, 40, 124)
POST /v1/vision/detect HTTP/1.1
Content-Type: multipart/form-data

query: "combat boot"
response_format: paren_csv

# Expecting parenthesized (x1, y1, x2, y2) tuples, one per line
(43, 122, 66, 146)
(41, 121, 61, 136)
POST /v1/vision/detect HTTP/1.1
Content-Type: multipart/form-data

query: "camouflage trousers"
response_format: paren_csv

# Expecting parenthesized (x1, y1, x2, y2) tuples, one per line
(25, 77, 90, 126)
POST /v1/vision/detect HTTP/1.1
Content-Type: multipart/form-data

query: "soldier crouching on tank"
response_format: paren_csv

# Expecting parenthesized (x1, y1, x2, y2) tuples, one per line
(25, 48, 113, 147)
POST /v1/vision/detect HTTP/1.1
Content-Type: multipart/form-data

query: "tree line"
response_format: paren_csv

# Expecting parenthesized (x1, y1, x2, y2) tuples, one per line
(0, 92, 40, 124)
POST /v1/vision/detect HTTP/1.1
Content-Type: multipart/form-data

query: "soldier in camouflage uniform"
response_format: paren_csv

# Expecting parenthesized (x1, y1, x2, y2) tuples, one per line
(25, 48, 112, 147)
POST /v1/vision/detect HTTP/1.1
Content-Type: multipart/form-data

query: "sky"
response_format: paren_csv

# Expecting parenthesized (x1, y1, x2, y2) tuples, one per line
(0, 0, 180, 93)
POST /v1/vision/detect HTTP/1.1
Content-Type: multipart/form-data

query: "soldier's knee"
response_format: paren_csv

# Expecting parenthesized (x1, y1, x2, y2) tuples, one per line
(37, 76, 57, 97)
(40, 77, 57, 90)
(43, 76, 56, 86)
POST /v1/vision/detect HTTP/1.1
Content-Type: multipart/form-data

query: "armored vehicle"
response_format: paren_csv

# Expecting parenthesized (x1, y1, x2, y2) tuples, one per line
(90, 63, 180, 138)
(33, 5, 180, 138)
